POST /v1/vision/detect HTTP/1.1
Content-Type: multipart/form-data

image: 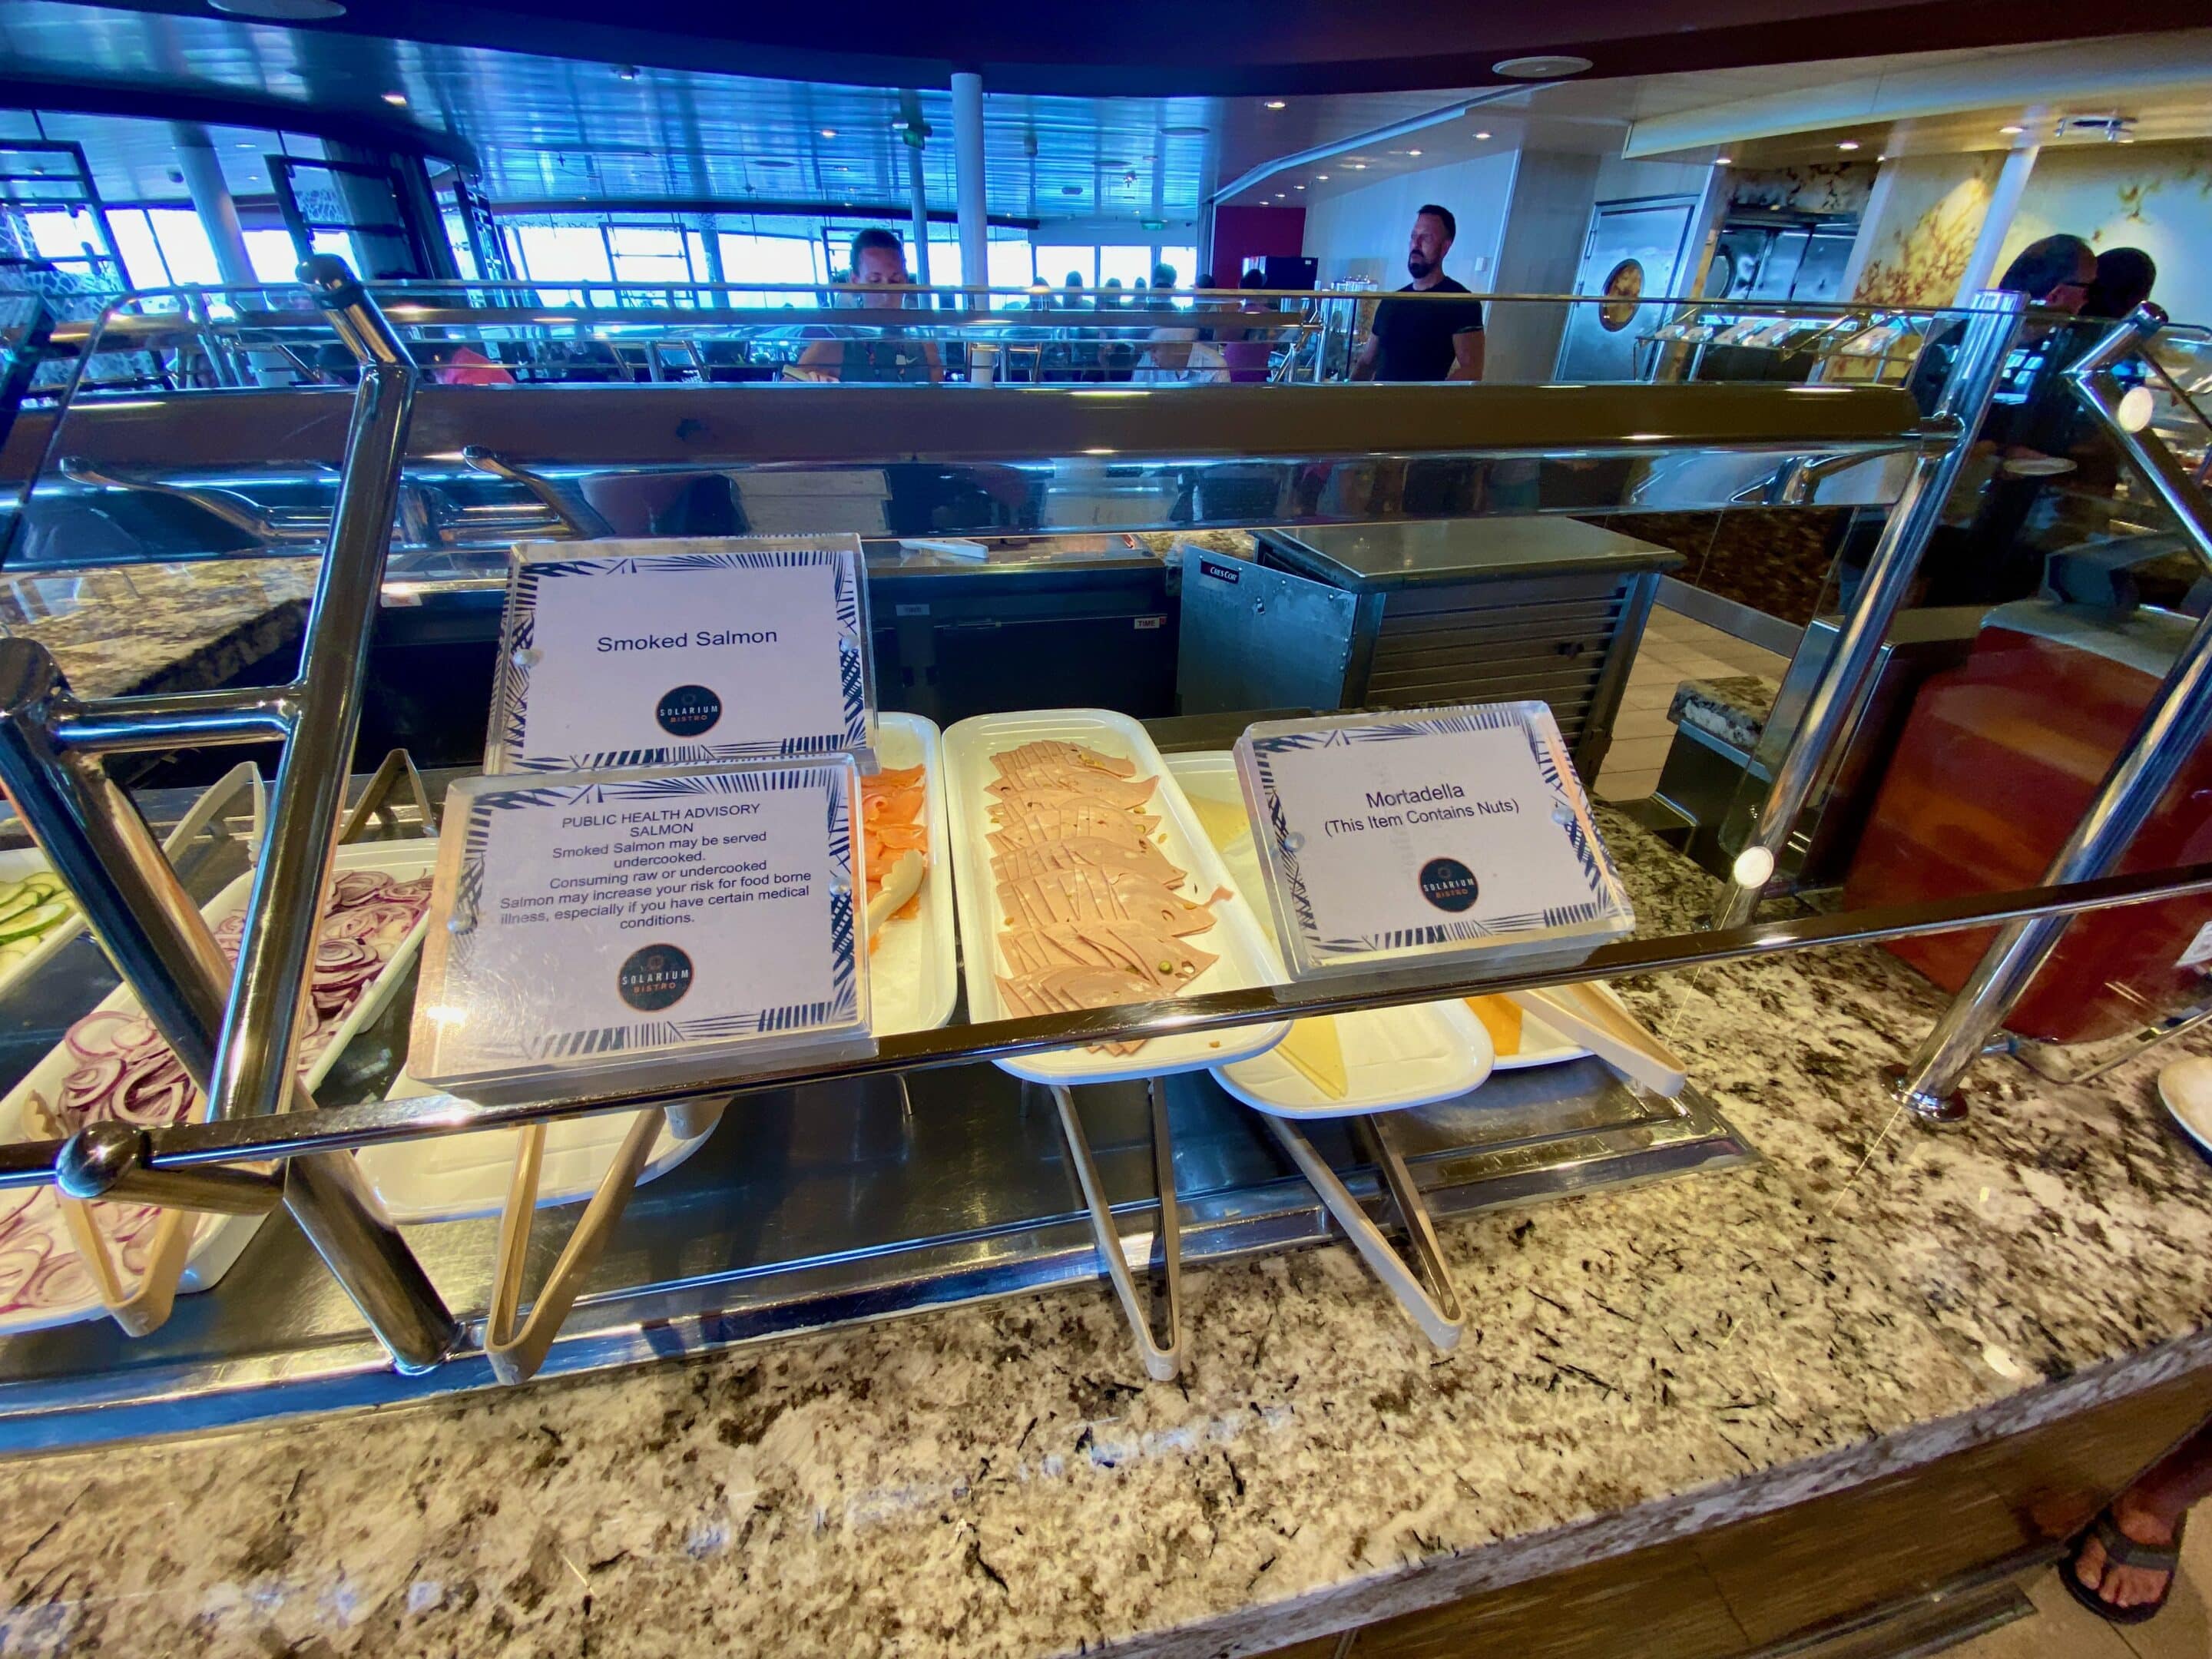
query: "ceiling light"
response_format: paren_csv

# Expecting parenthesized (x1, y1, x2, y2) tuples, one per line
(209, 0, 346, 17)
(1163, 124, 1208, 138)
(1294, 183, 1306, 190)
(1837, 141, 1859, 151)
(1348, 162, 1366, 171)
(1264, 100, 1286, 110)
(382, 91, 408, 106)
(1492, 54, 1592, 78)
(820, 127, 837, 138)
(1715, 155, 1733, 165)
(1406, 148, 1422, 157)
(1316, 173, 1328, 180)
(1274, 192, 1286, 199)
(756, 157, 796, 169)
(612, 65, 638, 81)
(1999, 124, 2024, 135)
(1473, 131, 1492, 141)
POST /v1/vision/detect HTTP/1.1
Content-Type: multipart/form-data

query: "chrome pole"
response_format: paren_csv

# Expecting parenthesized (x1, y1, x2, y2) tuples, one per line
(1713, 289, 2025, 927)
(206, 256, 414, 1130)
(1896, 308, 2212, 1118)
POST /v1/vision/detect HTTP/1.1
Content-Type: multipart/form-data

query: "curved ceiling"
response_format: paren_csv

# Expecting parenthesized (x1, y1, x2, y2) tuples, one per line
(43, 0, 2212, 96)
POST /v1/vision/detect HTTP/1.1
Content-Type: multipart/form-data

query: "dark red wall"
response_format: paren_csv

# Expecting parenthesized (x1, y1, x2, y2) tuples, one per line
(1210, 206, 1306, 284)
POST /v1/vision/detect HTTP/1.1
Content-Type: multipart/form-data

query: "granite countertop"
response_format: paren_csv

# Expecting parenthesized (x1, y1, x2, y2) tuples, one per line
(1669, 674, 1779, 753)
(5, 558, 317, 700)
(2, 813, 2210, 1657)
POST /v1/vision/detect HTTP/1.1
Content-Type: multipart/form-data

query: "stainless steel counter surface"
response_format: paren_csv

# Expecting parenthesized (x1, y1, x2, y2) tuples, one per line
(2, 813, 2210, 1657)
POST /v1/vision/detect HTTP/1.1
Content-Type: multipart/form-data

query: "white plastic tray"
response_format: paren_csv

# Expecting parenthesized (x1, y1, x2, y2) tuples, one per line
(1164, 753, 1494, 1119)
(0, 839, 430, 1336)
(0, 762, 266, 1002)
(942, 709, 1288, 1084)
(869, 711, 959, 1039)
(1492, 1005, 1592, 1071)
(360, 713, 959, 1226)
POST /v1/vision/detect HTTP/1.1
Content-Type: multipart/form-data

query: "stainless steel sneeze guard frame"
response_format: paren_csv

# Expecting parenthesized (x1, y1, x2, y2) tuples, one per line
(4, 267, 2207, 1398)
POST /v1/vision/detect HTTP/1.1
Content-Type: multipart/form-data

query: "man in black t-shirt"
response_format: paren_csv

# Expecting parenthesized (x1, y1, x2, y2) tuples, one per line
(1352, 204, 1485, 382)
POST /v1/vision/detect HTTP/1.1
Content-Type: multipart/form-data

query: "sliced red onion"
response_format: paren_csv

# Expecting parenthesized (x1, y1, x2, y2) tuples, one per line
(0, 1186, 38, 1243)
(23, 1251, 92, 1310)
(0, 1231, 51, 1306)
(330, 872, 391, 907)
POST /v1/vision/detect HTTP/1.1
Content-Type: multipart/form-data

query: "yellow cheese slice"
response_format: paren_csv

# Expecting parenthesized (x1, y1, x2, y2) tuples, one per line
(1277, 1018, 1349, 1099)
(1188, 794, 1253, 853)
(1465, 994, 1522, 1057)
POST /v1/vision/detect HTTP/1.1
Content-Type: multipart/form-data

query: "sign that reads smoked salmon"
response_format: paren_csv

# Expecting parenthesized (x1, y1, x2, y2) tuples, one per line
(1233, 702, 1635, 979)
(487, 535, 875, 776)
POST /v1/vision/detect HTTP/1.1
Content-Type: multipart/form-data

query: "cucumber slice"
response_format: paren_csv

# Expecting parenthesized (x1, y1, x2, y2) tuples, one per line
(0, 889, 38, 926)
(20, 876, 61, 899)
(0, 899, 71, 944)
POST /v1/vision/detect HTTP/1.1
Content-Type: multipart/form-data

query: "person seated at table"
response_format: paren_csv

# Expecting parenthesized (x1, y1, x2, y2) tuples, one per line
(794, 228, 942, 383)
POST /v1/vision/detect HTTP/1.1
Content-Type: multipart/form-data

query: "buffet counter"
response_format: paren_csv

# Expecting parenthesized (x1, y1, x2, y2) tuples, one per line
(1, 810, 2204, 1657)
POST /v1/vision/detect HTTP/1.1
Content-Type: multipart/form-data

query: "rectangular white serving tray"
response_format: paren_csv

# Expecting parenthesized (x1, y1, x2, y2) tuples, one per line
(941, 708, 1288, 1086)
(0, 839, 431, 1336)
(359, 713, 960, 1225)
(1164, 753, 1495, 1120)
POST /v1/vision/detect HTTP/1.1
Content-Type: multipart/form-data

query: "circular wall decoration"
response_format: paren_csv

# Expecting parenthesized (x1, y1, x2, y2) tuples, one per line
(1598, 259, 1646, 330)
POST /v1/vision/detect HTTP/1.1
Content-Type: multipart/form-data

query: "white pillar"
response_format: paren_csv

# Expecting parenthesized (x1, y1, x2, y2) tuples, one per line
(952, 71, 988, 305)
(171, 122, 257, 288)
(1955, 143, 2039, 304)
(906, 135, 932, 288)
(1839, 157, 1902, 302)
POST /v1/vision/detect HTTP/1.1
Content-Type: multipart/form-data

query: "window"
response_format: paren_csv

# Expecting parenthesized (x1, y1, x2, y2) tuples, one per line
(1036, 246, 1095, 290)
(1159, 247, 1199, 291)
(988, 240, 1035, 293)
(715, 233, 823, 307)
(605, 224, 696, 291)
(1096, 246, 1153, 290)
(511, 224, 615, 285)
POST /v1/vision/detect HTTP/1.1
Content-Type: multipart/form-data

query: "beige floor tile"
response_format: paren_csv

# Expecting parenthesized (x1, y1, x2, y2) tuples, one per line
(1620, 685, 1680, 713)
(2009, 1565, 2161, 1657)
(1669, 655, 1741, 681)
(1614, 705, 1677, 741)
(1601, 735, 1673, 773)
(1595, 770, 1661, 803)
(2115, 1544, 2212, 1659)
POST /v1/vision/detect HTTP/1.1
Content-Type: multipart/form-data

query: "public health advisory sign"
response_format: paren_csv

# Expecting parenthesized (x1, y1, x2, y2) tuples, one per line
(1233, 702, 1634, 978)
(487, 536, 874, 774)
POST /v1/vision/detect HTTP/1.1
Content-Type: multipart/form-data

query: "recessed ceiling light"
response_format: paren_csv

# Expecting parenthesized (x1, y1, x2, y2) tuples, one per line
(1473, 131, 1492, 141)
(237, 141, 256, 149)
(1274, 192, 1285, 199)
(820, 127, 837, 138)
(1715, 155, 1733, 165)
(1492, 54, 1592, 78)
(1837, 141, 1859, 151)
(1406, 148, 1422, 157)
(382, 91, 408, 106)
(1998, 124, 2024, 135)
(209, 0, 346, 17)
(1316, 173, 1328, 180)
(1348, 162, 1366, 170)
(612, 64, 638, 81)
(1294, 183, 1305, 190)
(1263, 100, 1286, 110)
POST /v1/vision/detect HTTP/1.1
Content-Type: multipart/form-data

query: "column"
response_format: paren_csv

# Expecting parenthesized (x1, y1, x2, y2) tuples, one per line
(171, 122, 257, 288)
(952, 70, 988, 306)
(1955, 142, 2039, 304)
(906, 130, 932, 288)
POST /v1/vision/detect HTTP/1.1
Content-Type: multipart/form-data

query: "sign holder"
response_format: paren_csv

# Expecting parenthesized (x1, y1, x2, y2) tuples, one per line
(486, 536, 876, 775)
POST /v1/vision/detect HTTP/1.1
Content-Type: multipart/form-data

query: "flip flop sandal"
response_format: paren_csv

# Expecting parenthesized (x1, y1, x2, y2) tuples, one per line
(2062, 1507, 2187, 1625)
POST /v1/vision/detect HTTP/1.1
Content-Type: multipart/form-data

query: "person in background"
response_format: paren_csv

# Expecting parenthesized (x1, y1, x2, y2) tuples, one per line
(2066, 1410, 2212, 1625)
(2084, 246, 2159, 323)
(1222, 269, 1274, 383)
(426, 339, 515, 386)
(1351, 204, 1485, 382)
(795, 227, 942, 382)
(1151, 260, 1178, 299)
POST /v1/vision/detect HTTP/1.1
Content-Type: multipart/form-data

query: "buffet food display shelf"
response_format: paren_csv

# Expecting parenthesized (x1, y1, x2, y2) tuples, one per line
(0, 756, 1750, 1449)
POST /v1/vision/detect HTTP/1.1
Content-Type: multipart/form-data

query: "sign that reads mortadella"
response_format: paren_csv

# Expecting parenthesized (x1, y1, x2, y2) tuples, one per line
(487, 536, 874, 775)
(1233, 702, 1635, 979)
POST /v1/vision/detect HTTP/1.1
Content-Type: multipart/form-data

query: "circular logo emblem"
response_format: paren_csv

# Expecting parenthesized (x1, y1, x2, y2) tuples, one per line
(1417, 856, 1481, 914)
(655, 684, 722, 739)
(618, 944, 694, 1012)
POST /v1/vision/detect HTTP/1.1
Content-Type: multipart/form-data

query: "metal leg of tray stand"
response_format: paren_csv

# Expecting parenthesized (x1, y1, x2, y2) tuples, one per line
(1713, 290, 2025, 929)
(1048, 1082, 1183, 1382)
(1896, 310, 2212, 1120)
(1265, 1113, 1465, 1350)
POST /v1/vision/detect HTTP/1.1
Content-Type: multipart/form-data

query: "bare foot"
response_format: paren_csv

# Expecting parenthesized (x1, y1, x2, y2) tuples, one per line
(2075, 1490, 2181, 1611)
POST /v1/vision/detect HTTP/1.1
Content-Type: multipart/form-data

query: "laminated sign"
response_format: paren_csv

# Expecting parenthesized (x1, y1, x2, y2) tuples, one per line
(412, 760, 873, 1101)
(487, 536, 874, 773)
(1233, 702, 1634, 978)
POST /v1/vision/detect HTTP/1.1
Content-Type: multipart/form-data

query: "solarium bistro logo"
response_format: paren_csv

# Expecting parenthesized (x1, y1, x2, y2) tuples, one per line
(618, 944, 695, 1012)
(1416, 856, 1480, 914)
(655, 684, 723, 738)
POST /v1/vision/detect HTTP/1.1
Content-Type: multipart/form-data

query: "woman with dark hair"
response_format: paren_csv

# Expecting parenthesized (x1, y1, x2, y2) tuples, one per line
(2084, 247, 2158, 320)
